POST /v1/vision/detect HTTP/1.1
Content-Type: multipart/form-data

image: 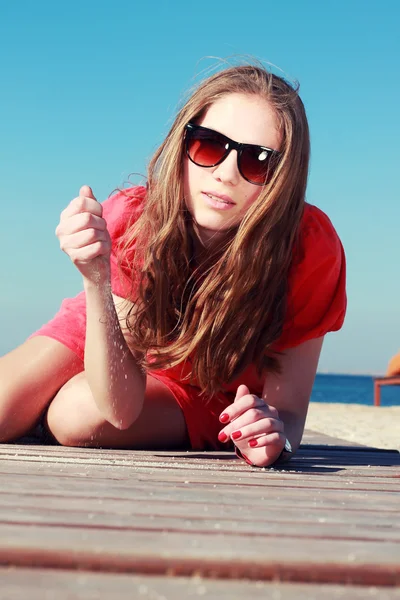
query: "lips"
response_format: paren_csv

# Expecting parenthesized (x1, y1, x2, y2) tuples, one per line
(203, 191, 235, 205)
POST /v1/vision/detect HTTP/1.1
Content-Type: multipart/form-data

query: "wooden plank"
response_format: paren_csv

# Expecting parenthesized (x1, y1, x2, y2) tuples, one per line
(5, 431, 400, 459)
(0, 488, 398, 524)
(0, 523, 400, 586)
(1, 454, 399, 491)
(0, 438, 399, 587)
(0, 470, 399, 511)
(0, 491, 398, 527)
(1, 453, 399, 485)
(1, 504, 399, 542)
(0, 458, 399, 509)
(0, 488, 387, 516)
(2, 441, 399, 463)
(0, 445, 399, 476)
(1, 568, 399, 600)
(3, 460, 400, 490)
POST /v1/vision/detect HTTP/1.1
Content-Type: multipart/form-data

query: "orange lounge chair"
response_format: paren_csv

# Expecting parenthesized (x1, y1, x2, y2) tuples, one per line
(373, 351, 400, 406)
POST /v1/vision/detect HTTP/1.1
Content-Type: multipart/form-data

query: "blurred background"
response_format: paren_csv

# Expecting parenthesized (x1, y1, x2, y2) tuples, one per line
(1, 0, 399, 383)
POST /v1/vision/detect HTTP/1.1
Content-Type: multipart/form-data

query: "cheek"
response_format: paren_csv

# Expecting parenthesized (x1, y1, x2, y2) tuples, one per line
(183, 159, 190, 195)
(241, 186, 263, 213)
(184, 159, 201, 193)
(183, 160, 200, 214)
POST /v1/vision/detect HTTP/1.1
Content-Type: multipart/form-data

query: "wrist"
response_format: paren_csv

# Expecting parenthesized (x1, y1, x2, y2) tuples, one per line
(83, 271, 112, 293)
(82, 257, 111, 288)
(271, 437, 293, 466)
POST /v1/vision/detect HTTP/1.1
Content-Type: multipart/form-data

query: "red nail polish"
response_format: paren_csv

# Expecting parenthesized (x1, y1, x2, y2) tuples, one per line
(249, 439, 258, 447)
(218, 432, 228, 442)
(235, 446, 254, 466)
(219, 413, 229, 423)
(231, 430, 242, 440)
(241, 453, 254, 466)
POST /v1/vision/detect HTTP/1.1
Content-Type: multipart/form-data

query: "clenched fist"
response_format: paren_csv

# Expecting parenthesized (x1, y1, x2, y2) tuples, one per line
(56, 185, 111, 284)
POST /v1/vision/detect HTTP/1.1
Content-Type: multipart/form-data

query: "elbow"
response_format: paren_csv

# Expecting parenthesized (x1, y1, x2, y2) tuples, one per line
(112, 418, 133, 431)
(107, 406, 142, 431)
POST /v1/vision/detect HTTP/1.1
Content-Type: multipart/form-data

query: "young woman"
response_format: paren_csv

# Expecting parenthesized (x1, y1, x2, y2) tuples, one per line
(0, 64, 346, 468)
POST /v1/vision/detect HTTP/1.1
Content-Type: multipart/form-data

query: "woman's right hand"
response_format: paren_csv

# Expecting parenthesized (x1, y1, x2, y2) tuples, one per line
(56, 185, 112, 284)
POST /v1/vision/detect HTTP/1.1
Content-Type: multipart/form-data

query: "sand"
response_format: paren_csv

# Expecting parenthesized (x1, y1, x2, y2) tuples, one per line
(305, 402, 400, 451)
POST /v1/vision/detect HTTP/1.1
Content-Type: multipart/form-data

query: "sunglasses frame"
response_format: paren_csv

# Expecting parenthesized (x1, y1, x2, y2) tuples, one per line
(184, 122, 280, 186)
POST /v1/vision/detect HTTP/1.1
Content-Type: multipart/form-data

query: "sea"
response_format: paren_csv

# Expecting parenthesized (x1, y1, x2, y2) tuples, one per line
(311, 373, 400, 407)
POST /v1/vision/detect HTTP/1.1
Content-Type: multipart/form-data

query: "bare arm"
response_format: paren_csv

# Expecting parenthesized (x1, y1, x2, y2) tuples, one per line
(84, 279, 145, 430)
(56, 185, 145, 430)
(260, 336, 324, 453)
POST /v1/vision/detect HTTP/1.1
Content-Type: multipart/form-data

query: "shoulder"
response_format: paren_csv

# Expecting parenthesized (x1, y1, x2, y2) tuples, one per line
(290, 202, 345, 285)
(101, 185, 147, 223)
(298, 202, 343, 259)
(273, 203, 347, 350)
(102, 186, 147, 295)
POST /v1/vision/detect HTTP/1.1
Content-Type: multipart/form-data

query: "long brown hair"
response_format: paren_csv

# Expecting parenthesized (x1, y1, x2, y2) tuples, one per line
(119, 64, 310, 397)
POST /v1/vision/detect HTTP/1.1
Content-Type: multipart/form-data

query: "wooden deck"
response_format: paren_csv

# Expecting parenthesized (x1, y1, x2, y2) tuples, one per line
(0, 430, 399, 599)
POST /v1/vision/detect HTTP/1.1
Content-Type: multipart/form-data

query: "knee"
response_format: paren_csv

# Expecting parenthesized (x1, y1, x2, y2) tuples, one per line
(45, 373, 107, 447)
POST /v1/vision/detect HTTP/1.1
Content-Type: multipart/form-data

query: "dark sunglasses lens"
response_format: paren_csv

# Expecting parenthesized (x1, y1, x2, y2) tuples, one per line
(187, 129, 227, 166)
(240, 146, 275, 185)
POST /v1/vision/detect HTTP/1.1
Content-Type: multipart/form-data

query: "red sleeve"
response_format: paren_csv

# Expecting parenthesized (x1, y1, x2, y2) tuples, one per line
(101, 186, 146, 297)
(29, 186, 146, 361)
(273, 203, 347, 351)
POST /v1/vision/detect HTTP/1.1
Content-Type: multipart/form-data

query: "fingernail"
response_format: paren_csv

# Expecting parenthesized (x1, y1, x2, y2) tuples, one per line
(249, 439, 258, 447)
(231, 430, 242, 440)
(219, 413, 229, 423)
(218, 432, 228, 442)
(241, 453, 253, 466)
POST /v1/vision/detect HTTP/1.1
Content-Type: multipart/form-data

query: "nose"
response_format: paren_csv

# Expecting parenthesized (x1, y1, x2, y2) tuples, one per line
(211, 149, 240, 186)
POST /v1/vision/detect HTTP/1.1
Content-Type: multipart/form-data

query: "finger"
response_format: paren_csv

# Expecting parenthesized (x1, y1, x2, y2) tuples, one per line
(247, 431, 285, 449)
(67, 240, 111, 264)
(233, 395, 280, 421)
(219, 412, 282, 442)
(60, 229, 109, 252)
(220, 395, 276, 425)
(56, 212, 107, 237)
(234, 384, 250, 401)
(62, 196, 103, 219)
(230, 417, 284, 442)
(219, 385, 253, 424)
(80, 185, 97, 201)
(218, 409, 275, 444)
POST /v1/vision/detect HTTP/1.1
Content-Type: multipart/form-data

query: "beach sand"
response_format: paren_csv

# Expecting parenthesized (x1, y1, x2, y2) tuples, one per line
(305, 402, 400, 451)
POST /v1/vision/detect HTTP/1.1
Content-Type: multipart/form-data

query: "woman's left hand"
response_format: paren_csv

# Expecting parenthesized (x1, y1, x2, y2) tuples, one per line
(218, 384, 286, 467)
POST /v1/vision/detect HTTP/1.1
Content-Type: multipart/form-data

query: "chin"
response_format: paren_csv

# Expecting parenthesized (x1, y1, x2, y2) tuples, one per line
(193, 207, 237, 229)
(195, 216, 234, 235)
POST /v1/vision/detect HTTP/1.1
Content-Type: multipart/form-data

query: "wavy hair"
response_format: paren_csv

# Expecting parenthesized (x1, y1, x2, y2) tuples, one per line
(119, 64, 310, 397)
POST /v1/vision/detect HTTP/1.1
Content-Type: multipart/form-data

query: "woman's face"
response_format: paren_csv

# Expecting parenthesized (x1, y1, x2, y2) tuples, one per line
(183, 92, 282, 248)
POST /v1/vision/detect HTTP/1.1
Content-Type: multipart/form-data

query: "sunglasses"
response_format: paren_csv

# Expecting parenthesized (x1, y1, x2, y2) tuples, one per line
(184, 123, 280, 186)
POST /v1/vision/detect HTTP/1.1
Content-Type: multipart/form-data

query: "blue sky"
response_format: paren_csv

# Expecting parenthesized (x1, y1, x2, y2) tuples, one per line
(1, 0, 399, 375)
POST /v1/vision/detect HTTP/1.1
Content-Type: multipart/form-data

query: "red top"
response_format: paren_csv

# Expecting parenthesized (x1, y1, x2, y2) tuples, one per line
(32, 186, 346, 398)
